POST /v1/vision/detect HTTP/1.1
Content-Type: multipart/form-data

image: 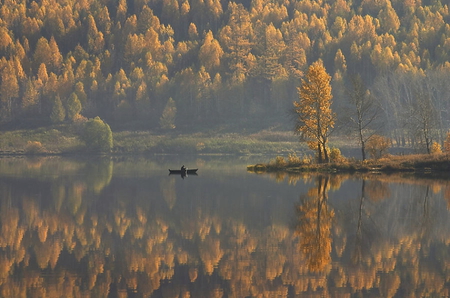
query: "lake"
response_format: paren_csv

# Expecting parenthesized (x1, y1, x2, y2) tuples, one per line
(0, 155, 449, 297)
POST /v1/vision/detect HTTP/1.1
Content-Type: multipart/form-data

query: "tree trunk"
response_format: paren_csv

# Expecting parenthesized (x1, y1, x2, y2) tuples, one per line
(361, 141, 366, 161)
(317, 142, 323, 163)
(323, 145, 329, 163)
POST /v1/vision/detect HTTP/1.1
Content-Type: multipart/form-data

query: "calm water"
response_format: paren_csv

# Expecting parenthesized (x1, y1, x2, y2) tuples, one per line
(0, 156, 450, 297)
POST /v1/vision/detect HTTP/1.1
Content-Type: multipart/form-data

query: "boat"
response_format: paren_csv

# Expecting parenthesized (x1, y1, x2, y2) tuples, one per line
(169, 168, 198, 174)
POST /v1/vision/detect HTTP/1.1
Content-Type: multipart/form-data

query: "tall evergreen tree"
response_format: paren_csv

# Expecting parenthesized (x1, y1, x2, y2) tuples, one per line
(50, 96, 65, 124)
(160, 97, 177, 129)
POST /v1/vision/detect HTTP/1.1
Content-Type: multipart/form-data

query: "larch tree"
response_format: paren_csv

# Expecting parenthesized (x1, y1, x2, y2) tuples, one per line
(33, 37, 52, 73)
(0, 61, 19, 120)
(50, 95, 65, 124)
(294, 60, 335, 163)
(160, 97, 177, 129)
(66, 92, 82, 122)
(199, 30, 224, 74)
(48, 36, 63, 73)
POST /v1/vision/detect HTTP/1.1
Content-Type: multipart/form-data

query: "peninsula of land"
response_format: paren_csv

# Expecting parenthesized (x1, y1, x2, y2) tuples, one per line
(247, 153, 450, 176)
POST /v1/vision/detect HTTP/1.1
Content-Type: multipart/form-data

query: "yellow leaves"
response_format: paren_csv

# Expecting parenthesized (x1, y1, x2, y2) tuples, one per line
(371, 43, 398, 72)
(366, 134, 391, 159)
(296, 176, 334, 272)
(199, 30, 224, 73)
(295, 60, 335, 162)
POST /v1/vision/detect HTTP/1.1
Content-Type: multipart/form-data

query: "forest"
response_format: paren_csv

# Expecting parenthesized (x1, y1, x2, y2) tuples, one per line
(0, 0, 450, 150)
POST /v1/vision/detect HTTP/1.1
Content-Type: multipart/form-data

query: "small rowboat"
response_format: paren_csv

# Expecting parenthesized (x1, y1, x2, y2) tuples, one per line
(169, 169, 198, 174)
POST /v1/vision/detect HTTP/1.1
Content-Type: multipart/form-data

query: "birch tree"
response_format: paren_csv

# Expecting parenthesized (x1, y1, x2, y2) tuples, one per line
(345, 74, 382, 160)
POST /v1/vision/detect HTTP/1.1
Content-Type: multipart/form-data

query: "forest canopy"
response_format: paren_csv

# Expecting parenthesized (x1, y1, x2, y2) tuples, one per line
(0, 0, 450, 141)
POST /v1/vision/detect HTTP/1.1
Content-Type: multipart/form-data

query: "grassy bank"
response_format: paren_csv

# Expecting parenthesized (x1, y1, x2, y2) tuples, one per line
(0, 126, 83, 155)
(114, 130, 305, 155)
(247, 153, 450, 175)
(3, 125, 450, 176)
(0, 125, 305, 155)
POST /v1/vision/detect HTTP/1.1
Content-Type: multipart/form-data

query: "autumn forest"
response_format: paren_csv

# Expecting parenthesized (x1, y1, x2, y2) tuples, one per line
(1, 0, 450, 148)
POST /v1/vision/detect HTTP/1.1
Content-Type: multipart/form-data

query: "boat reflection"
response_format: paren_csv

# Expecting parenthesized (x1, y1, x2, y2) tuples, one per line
(169, 168, 199, 178)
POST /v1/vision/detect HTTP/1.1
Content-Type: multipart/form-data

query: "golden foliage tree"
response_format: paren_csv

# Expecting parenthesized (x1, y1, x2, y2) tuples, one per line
(199, 30, 224, 73)
(0, 61, 19, 119)
(444, 131, 450, 152)
(294, 60, 335, 163)
(366, 134, 391, 159)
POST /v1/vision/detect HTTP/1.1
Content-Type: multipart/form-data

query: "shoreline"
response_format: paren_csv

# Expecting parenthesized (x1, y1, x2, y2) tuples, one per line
(247, 154, 450, 176)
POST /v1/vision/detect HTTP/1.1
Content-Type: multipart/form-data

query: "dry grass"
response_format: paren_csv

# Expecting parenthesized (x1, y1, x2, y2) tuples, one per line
(248, 152, 450, 174)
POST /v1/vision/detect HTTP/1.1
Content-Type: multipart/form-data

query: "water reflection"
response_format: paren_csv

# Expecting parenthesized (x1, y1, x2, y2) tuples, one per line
(0, 157, 450, 297)
(295, 176, 334, 272)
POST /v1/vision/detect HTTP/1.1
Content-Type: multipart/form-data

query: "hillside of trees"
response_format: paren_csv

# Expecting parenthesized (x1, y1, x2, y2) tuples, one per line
(1, 0, 450, 146)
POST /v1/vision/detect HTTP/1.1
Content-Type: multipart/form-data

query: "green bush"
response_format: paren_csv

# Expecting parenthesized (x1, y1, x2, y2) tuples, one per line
(329, 147, 344, 163)
(80, 116, 113, 152)
(25, 141, 45, 154)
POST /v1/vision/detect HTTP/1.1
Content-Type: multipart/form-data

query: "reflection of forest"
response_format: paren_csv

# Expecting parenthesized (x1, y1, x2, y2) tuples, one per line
(0, 159, 450, 297)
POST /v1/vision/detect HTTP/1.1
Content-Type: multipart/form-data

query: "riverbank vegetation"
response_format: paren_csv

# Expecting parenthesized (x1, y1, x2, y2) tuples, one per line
(0, 125, 305, 155)
(1, 0, 450, 162)
(247, 151, 450, 174)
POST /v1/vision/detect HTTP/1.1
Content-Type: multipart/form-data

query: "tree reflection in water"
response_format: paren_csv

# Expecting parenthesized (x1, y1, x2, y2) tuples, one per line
(295, 175, 334, 272)
(0, 158, 449, 297)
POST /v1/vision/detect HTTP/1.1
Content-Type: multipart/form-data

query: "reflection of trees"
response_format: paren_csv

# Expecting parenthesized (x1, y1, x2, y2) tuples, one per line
(160, 177, 177, 209)
(83, 158, 113, 193)
(351, 179, 364, 265)
(295, 175, 334, 272)
(346, 176, 390, 282)
(1, 160, 450, 296)
(351, 179, 372, 265)
(419, 185, 431, 234)
(365, 179, 390, 201)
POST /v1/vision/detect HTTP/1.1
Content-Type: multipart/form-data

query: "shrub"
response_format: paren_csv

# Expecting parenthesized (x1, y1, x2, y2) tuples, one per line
(80, 116, 113, 152)
(288, 152, 302, 165)
(367, 135, 391, 160)
(329, 147, 344, 163)
(271, 156, 286, 167)
(302, 155, 313, 164)
(196, 142, 206, 151)
(430, 141, 442, 154)
(25, 141, 44, 154)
